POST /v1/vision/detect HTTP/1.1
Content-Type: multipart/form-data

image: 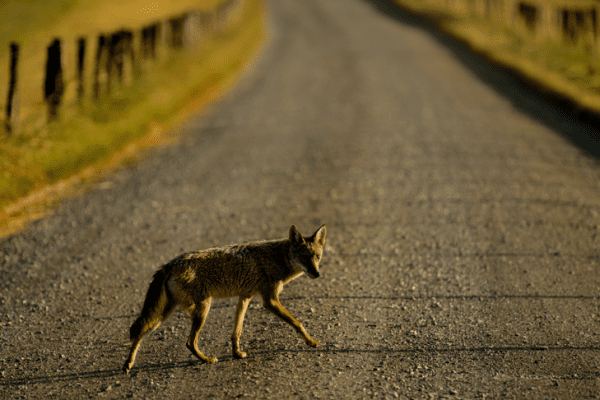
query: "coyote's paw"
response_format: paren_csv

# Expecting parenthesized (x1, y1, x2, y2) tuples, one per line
(233, 350, 247, 359)
(306, 338, 320, 348)
(187, 342, 218, 364)
(123, 362, 132, 374)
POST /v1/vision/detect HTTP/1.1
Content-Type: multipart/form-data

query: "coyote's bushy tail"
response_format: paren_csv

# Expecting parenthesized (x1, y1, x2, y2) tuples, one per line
(129, 269, 174, 340)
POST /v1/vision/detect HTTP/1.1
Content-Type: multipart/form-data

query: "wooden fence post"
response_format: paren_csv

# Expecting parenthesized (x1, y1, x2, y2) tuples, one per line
(93, 34, 106, 99)
(106, 33, 115, 95)
(152, 23, 161, 59)
(141, 23, 160, 60)
(5, 42, 19, 135)
(77, 37, 86, 104)
(168, 14, 186, 48)
(140, 26, 148, 59)
(123, 30, 136, 79)
(44, 38, 64, 122)
(108, 31, 122, 92)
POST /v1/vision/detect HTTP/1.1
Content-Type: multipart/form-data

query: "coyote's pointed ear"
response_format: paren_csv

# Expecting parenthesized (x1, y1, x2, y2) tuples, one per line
(314, 224, 326, 246)
(289, 225, 303, 243)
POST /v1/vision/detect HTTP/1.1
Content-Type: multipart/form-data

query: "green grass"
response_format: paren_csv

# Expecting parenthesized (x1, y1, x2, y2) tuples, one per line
(0, 0, 76, 56)
(0, 0, 264, 218)
(391, 0, 600, 112)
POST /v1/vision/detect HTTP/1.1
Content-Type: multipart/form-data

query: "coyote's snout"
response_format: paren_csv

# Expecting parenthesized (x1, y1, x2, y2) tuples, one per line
(123, 224, 326, 374)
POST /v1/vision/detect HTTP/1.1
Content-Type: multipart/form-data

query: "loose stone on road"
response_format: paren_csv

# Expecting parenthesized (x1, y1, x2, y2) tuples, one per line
(1, 0, 599, 398)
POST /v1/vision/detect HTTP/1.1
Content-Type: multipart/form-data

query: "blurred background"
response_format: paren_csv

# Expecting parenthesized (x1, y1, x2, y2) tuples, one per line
(0, 0, 260, 230)
(1, 0, 599, 231)
(392, 0, 600, 85)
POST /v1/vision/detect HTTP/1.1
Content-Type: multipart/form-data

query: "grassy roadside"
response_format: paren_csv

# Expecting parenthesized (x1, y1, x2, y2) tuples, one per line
(0, 0, 228, 130)
(390, 0, 600, 120)
(0, 0, 266, 236)
(0, 0, 225, 58)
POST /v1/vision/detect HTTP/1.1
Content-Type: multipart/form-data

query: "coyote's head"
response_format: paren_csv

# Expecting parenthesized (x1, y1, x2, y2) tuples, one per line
(289, 224, 326, 279)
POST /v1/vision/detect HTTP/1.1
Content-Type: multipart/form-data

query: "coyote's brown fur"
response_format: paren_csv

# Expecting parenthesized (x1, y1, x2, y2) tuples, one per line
(123, 224, 326, 373)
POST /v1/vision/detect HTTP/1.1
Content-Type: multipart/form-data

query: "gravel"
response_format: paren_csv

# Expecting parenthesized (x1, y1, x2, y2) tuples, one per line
(2, 0, 600, 398)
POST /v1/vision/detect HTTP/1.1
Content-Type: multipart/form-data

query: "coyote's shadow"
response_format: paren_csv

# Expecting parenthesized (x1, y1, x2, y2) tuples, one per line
(3, 341, 599, 387)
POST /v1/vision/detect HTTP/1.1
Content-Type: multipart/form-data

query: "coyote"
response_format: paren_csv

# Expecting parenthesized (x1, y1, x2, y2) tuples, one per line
(123, 224, 326, 373)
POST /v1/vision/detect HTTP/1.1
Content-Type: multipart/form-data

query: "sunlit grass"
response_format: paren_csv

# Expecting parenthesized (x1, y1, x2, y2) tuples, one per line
(0, 0, 229, 124)
(392, 0, 600, 109)
(0, 0, 264, 214)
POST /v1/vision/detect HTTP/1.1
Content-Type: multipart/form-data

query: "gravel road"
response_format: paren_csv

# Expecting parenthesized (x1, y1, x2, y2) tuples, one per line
(2, 0, 600, 398)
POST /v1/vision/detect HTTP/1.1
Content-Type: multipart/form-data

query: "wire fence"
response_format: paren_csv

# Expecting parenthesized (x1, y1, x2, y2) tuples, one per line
(2, 0, 245, 136)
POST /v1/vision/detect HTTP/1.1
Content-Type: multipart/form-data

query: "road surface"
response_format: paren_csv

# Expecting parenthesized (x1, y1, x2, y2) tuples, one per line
(2, 0, 600, 398)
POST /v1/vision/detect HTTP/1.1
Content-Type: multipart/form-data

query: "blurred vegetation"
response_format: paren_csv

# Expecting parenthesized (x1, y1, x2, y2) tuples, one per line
(0, 0, 225, 50)
(0, 0, 264, 224)
(392, 0, 600, 108)
(0, 0, 76, 58)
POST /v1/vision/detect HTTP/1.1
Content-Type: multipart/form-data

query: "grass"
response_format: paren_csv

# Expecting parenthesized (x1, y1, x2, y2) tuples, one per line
(0, 0, 76, 57)
(0, 0, 225, 50)
(0, 0, 265, 232)
(391, 0, 600, 114)
(0, 0, 228, 125)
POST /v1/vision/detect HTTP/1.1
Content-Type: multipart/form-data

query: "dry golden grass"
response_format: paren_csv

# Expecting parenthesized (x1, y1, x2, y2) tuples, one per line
(0, 0, 265, 235)
(0, 0, 227, 131)
(391, 0, 600, 114)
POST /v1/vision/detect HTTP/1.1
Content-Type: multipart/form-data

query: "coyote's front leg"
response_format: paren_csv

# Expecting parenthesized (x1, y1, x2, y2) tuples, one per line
(262, 293, 319, 347)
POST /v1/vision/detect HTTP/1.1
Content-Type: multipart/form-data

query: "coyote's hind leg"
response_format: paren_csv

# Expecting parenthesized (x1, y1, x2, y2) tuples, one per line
(123, 336, 143, 374)
(186, 298, 218, 363)
(123, 300, 177, 374)
(231, 296, 252, 359)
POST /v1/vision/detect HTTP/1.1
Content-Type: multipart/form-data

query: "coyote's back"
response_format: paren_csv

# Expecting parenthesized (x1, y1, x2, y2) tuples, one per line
(123, 224, 326, 374)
